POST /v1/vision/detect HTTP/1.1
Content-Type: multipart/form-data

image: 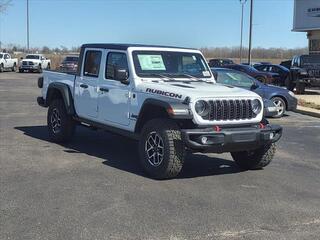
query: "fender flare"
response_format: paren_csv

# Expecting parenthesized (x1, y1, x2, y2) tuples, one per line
(134, 98, 192, 133)
(46, 82, 75, 115)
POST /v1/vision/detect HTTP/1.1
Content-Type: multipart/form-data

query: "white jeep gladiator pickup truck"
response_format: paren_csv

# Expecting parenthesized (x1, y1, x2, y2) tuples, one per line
(0, 53, 18, 72)
(19, 54, 51, 73)
(37, 43, 282, 179)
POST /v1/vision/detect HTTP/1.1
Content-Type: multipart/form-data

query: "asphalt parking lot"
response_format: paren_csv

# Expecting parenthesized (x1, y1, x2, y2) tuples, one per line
(1, 72, 320, 240)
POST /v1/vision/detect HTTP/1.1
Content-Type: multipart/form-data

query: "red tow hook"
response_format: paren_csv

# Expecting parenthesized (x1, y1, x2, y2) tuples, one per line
(259, 123, 265, 129)
(213, 126, 221, 132)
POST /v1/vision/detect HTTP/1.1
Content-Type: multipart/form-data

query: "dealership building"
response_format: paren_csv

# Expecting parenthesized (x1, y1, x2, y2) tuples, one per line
(293, 0, 320, 54)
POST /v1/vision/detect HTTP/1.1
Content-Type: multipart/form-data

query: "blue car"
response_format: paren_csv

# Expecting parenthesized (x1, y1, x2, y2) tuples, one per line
(211, 68, 298, 118)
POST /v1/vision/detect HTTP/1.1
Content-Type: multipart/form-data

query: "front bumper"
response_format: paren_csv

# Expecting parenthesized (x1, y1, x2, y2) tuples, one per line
(287, 97, 298, 111)
(19, 65, 39, 70)
(181, 124, 282, 153)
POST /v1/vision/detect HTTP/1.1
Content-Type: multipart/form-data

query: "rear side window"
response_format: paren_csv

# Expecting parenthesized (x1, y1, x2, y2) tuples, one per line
(106, 52, 129, 79)
(83, 50, 102, 77)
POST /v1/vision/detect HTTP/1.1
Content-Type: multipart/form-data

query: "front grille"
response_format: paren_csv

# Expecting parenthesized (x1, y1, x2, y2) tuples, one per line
(22, 61, 34, 65)
(203, 99, 254, 121)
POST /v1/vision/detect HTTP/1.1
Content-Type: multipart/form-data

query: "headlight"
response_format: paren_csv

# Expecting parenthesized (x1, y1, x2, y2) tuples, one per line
(195, 100, 209, 116)
(288, 91, 295, 97)
(251, 99, 262, 115)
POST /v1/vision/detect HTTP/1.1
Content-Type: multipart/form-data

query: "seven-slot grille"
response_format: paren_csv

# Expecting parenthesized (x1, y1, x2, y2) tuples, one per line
(202, 99, 255, 121)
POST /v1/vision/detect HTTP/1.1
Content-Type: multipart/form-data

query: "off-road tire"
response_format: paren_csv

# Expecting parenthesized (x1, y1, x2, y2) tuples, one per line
(285, 75, 294, 91)
(47, 63, 51, 70)
(0, 64, 4, 73)
(295, 82, 305, 94)
(139, 118, 185, 179)
(231, 143, 276, 170)
(47, 99, 75, 143)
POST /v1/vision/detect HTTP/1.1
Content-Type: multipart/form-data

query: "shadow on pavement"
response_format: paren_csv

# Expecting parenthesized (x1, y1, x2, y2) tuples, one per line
(15, 125, 244, 179)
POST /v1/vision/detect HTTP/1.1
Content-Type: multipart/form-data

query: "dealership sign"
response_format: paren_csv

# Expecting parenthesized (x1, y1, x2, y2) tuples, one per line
(293, 0, 320, 31)
(307, 7, 320, 17)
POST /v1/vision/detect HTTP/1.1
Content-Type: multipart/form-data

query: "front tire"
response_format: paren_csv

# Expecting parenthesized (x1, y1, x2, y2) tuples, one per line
(38, 64, 43, 73)
(12, 63, 17, 72)
(231, 143, 276, 170)
(271, 97, 286, 118)
(47, 99, 75, 143)
(0, 63, 4, 72)
(139, 119, 185, 179)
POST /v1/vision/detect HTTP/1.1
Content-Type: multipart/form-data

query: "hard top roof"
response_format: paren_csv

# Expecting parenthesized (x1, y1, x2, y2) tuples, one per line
(81, 43, 197, 51)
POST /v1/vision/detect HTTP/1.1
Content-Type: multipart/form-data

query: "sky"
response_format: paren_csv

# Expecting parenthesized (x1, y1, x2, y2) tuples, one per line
(0, 0, 307, 49)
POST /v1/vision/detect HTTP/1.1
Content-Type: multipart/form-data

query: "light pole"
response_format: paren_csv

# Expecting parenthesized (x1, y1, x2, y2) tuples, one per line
(248, 0, 253, 65)
(239, 0, 247, 64)
(26, 0, 29, 52)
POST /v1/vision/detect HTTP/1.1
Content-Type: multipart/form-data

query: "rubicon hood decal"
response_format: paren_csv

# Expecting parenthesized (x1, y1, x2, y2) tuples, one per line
(146, 88, 182, 99)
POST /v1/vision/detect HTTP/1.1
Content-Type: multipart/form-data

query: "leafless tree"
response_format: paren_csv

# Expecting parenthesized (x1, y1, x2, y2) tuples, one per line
(0, 0, 12, 13)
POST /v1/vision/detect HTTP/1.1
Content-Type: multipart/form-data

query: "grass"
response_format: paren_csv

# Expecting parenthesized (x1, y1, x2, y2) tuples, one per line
(298, 99, 320, 110)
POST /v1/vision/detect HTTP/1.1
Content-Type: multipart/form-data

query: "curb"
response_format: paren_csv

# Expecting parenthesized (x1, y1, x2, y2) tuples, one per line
(294, 106, 320, 118)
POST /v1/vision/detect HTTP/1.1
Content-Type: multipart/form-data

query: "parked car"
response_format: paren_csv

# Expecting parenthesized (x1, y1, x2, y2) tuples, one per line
(285, 55, 320, 94)
(208, 58, 234, 67)
(211, 68, 297, 118)
(36, 43, 282, 179)
(59, 55, 79, 73)
(254, 64, 289, 86)
(223, 64, 280, 84)
(0, 53, 18, 72)
(19, 54, 51, 73)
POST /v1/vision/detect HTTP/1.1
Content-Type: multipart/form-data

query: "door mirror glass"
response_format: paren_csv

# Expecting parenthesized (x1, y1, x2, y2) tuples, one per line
(251, 81, 259, 90)
(115, 68, 129, 83)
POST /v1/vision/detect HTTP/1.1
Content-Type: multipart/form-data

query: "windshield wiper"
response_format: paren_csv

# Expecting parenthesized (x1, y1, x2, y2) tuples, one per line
(139, 73, 175, 81)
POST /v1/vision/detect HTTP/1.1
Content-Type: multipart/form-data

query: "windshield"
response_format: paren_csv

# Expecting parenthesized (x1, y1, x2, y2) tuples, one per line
(65, 56, 78, 62)
(26, 55, 40, 60)
(132, 51, 211, 79)
(241, 64, 259, 72)
(215, 69, 254, 88)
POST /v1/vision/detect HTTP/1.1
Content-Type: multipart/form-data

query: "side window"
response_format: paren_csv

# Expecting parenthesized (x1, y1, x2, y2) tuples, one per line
(83, 50, 102, 77)
(4, 54, 9, 59)
(106, 52, 129, 80)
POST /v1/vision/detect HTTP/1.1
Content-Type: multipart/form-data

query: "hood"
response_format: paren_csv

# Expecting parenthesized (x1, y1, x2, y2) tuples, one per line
(264, 84, 289, 93)
(136, 80, 261, 102)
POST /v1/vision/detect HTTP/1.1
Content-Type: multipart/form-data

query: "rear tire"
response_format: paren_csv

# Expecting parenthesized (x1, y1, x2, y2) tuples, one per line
(231, 143, 276, 170)
(47, 63, 51, 70)
(256, 76, 267, 83)
(47, 99, 75, 143)
(139, 118, 185, 179)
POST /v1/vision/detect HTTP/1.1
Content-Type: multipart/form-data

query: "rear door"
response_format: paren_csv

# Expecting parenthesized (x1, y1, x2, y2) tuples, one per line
(98, 50, 131, 126)
(74, 48, 102, 119)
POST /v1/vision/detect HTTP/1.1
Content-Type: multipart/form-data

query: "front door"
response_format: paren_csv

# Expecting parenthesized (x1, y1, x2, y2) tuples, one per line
(74, 49, 102, 119)
(98, 51, 130, 126)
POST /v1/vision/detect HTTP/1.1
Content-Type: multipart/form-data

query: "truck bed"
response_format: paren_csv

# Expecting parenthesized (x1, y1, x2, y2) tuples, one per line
(42, 70, 76, 98)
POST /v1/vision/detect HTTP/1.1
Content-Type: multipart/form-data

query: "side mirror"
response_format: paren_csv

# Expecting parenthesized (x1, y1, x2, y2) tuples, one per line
(115, 68, 129, 84)
(251, 82, 259, 90)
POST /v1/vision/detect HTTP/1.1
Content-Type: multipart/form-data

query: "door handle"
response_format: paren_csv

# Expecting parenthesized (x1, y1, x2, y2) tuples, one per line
(100, 87, 109, 93)
(80, 84, 88, 89)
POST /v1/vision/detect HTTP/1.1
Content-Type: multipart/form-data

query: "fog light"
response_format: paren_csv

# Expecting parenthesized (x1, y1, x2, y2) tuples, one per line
(201, 136, 208, 144)
(269, 132, 274, 140)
